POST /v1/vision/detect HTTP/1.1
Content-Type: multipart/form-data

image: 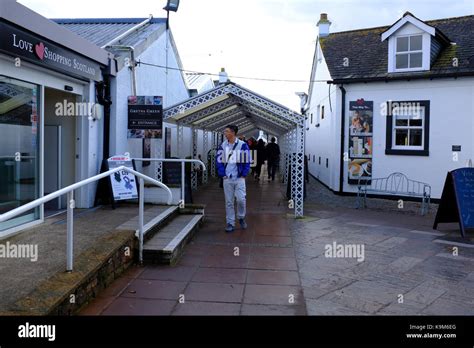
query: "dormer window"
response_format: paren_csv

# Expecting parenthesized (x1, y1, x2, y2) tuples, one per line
(395, 35, 423, 70)
(381, 12, 450, 74)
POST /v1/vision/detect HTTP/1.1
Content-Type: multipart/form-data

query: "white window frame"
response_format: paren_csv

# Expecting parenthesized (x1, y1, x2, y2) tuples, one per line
(394, 34, 423, 72)
(392, 106, 425, 150)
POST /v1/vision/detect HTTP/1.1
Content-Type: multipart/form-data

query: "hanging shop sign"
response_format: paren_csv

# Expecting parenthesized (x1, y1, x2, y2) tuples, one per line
(0, 21, 102, 81)
(434, 168, 474, 238)
(107, 155, 138, 201)
(127, 96, 163, 139)
(348, 99, 373, 185)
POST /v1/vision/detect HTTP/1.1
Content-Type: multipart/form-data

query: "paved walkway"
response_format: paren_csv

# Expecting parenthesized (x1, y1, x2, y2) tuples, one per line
(81, 175, 307, 315)
(81, 175, 474, 316)
(294, 179, 474, 315)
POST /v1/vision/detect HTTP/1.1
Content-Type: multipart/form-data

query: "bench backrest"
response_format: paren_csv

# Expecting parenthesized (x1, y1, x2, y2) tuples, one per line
(359, 172, 431, 196)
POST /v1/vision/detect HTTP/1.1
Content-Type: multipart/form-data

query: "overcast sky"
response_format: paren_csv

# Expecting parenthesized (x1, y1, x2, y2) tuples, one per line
(18, 0, 474, 111)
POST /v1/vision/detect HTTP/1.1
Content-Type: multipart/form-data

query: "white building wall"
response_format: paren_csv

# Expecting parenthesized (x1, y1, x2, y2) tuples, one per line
(342, 78, 474, 199)
(305, 42, 340, 191)
(110, 30, 191, 178)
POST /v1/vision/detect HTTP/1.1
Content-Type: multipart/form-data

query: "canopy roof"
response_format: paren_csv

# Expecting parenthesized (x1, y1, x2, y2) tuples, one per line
(164, 82, 304, 136)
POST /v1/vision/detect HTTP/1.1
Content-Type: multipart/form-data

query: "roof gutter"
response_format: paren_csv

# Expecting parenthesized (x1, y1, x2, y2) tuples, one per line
(101, 14, 153, 48)
(107, 45, 138, 96)
(328, 71, 474, 85)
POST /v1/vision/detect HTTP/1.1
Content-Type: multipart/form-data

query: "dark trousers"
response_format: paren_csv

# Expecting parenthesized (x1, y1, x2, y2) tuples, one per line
(267, 160, 278, 180)
(255, 163, 264, 178)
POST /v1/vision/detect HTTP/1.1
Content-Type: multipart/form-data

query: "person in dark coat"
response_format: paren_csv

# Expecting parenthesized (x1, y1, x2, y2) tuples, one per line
(254, 139, 266, 181)
(265, 137, 280, 181)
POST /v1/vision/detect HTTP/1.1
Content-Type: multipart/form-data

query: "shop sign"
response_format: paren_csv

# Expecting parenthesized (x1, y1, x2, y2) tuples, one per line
(0, 21, 102, 81)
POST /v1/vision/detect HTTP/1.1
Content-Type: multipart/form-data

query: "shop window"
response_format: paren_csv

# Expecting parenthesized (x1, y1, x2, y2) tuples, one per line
(0, 76, 41, 232)
(385, 100, 430, 156)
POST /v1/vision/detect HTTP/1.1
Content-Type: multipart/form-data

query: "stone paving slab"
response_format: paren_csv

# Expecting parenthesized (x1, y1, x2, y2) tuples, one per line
(80, 176, 307, 316)
(293, 177, 474, 315)
(80, 175, 474, 316)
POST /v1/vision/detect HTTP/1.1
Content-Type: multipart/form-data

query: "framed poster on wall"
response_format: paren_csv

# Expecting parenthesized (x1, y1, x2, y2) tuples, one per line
(348, 99, 373, 185)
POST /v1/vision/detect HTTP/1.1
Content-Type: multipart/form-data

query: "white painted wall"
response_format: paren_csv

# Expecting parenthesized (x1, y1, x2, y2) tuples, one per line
(306, 42, 474, 200)
(305, 41, 340, 191)
(109, 30, 191, 179)
(341, 78, 474, 199)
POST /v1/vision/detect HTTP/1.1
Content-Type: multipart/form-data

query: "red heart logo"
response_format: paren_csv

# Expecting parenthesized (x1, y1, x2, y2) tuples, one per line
(35, 42, 45, 60)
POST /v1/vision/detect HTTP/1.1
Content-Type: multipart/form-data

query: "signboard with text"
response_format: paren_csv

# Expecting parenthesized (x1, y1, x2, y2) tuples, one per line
(434, 168, 474, 238)
(128, 96, 163, 139)
(0, 21, 102, 81)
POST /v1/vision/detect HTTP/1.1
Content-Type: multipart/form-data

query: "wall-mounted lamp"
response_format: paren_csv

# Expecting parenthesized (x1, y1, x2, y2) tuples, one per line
(163, 0, 180, 12)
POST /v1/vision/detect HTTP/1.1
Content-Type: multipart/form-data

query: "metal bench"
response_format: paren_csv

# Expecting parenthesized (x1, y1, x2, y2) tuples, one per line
(357, 172, 431, 215)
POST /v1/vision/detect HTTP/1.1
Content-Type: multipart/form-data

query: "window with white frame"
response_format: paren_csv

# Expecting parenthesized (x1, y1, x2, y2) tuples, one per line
(395, 35, 423, 70)
(393, 111, 424, 149)
(385, 100, 430, 156)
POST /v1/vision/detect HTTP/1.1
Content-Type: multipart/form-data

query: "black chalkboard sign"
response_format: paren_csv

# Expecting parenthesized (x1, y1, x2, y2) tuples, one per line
(162, 159, 193, 204)
(163, 161, 182, 186)
(434, 168, 474, 238)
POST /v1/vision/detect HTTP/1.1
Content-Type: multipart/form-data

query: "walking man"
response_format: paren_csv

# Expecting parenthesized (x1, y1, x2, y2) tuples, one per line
(266, 137, 280, 181)
(216, 125, 251, 233)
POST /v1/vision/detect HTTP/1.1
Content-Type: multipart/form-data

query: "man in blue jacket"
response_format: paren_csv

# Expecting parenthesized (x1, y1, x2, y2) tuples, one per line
(216, 125, 251, 233)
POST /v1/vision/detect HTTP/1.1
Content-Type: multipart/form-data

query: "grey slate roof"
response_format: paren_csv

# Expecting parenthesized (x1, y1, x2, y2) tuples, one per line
(320, 14, 474, 83)
(52, 18, 167, 48)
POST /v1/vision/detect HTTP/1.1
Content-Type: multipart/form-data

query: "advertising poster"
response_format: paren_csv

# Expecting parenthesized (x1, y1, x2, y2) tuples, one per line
(107, 155, 138, 201)
(348, 99, 373, 185)
(128, 96, 163, 139)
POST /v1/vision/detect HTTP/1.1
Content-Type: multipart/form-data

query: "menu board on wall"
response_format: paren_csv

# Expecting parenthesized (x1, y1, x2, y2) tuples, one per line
(348, 99, 373, 185)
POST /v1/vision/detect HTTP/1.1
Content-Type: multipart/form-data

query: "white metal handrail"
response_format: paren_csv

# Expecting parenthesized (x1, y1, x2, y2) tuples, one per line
(0, 166, 173, 271)
(133, 158, 207, 205)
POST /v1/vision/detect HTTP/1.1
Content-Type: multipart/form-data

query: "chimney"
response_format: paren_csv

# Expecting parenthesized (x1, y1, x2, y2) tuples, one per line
(317, 13, 331, 38)
(219, 68, 229, 84)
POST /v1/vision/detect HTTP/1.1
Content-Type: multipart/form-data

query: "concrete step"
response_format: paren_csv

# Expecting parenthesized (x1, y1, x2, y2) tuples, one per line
(143, 213, 204, 265)
(116, 205, 180, 242)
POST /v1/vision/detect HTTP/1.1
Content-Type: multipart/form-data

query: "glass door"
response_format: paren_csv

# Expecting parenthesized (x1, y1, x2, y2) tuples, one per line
(0, 76, 40, 231)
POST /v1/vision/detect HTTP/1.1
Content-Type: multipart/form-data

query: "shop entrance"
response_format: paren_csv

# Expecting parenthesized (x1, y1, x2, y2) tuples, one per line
(44, 88, 78, 215)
